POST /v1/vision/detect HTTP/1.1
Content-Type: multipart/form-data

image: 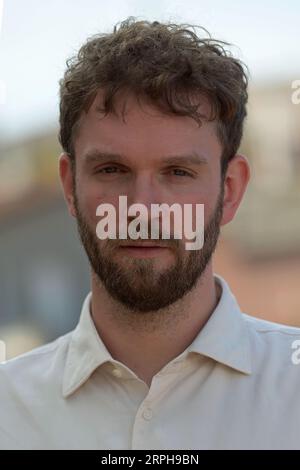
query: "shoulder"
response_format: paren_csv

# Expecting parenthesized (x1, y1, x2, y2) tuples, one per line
(243, 311, 300, 339)
(242, 312, 300, 372)
(0, 331, 72, 398)
(0, 332, 73, 447)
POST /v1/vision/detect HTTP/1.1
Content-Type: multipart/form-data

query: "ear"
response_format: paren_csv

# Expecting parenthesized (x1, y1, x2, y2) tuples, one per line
(220, 154, 251, 226)
(59, 152, 76, 218)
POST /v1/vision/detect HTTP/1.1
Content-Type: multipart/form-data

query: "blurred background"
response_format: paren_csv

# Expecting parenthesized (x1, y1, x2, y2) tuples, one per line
(0, 0, 300, 360)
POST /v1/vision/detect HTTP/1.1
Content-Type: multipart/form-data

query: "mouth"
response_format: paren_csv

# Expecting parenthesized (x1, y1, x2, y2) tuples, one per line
(118, 243, 171, 258)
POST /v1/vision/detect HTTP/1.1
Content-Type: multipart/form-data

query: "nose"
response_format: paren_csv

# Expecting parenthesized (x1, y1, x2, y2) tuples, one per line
(127, 172, 163, 212)
(124, 172, 165, 239)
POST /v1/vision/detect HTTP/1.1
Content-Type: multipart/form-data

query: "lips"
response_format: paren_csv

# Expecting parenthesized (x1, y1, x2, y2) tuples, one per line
(119, 242, 168, 248)
(118, 243, 171, 258)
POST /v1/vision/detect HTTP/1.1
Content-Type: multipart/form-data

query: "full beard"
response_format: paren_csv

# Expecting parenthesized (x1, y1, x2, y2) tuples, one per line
(73, 187, 224, 313)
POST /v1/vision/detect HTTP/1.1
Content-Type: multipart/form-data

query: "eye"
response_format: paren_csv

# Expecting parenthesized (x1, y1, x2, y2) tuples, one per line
(95, 166, 123, 174)
(171, 168, 193, 177)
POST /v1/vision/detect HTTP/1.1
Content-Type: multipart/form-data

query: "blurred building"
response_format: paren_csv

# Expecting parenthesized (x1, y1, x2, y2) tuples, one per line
(0, 132, 90, 358)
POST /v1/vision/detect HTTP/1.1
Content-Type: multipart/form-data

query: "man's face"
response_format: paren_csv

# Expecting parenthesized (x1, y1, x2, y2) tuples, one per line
(69, 90, 225, 312)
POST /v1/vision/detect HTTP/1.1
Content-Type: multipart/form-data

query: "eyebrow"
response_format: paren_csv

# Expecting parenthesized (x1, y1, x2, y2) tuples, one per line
(83, 150, 208, 166)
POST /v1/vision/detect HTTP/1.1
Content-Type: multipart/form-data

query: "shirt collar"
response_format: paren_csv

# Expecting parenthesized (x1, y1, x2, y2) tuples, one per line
(62, 273, 252, 398)
(62, 292, 112, 397)
(186, 274, 252, 376)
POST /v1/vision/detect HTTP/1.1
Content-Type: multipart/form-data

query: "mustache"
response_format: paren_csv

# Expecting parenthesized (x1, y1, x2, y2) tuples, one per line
(109, 237, 181, 249)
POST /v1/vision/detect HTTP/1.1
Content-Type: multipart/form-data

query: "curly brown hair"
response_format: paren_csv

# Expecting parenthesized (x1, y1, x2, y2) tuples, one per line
(58, 16, 249, 177)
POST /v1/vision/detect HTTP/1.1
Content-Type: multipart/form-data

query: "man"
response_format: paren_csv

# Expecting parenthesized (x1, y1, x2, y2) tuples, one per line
(1, 17, 300, 450)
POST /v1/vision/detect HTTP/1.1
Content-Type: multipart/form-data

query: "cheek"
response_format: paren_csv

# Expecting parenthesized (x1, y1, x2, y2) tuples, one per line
(75, 178, 112, 223)
(177, 185, 219, 222)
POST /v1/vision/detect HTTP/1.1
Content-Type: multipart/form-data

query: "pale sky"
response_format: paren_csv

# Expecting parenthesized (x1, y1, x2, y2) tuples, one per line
(0, 0, 299, 142)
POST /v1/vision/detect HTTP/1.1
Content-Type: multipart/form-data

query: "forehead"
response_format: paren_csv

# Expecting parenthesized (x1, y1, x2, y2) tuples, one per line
(73, 89, 222, 162)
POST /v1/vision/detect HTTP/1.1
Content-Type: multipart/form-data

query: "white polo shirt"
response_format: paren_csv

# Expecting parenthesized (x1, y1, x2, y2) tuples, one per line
(1, 273, 300, 450)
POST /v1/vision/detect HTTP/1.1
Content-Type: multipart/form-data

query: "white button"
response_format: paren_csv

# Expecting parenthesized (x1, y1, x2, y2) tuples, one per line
(142, 408, 153, 420)
(112, 368, 122, 378)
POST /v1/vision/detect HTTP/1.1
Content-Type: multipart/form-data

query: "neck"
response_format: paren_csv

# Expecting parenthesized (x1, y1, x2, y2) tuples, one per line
(90, 262, 221, 388)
